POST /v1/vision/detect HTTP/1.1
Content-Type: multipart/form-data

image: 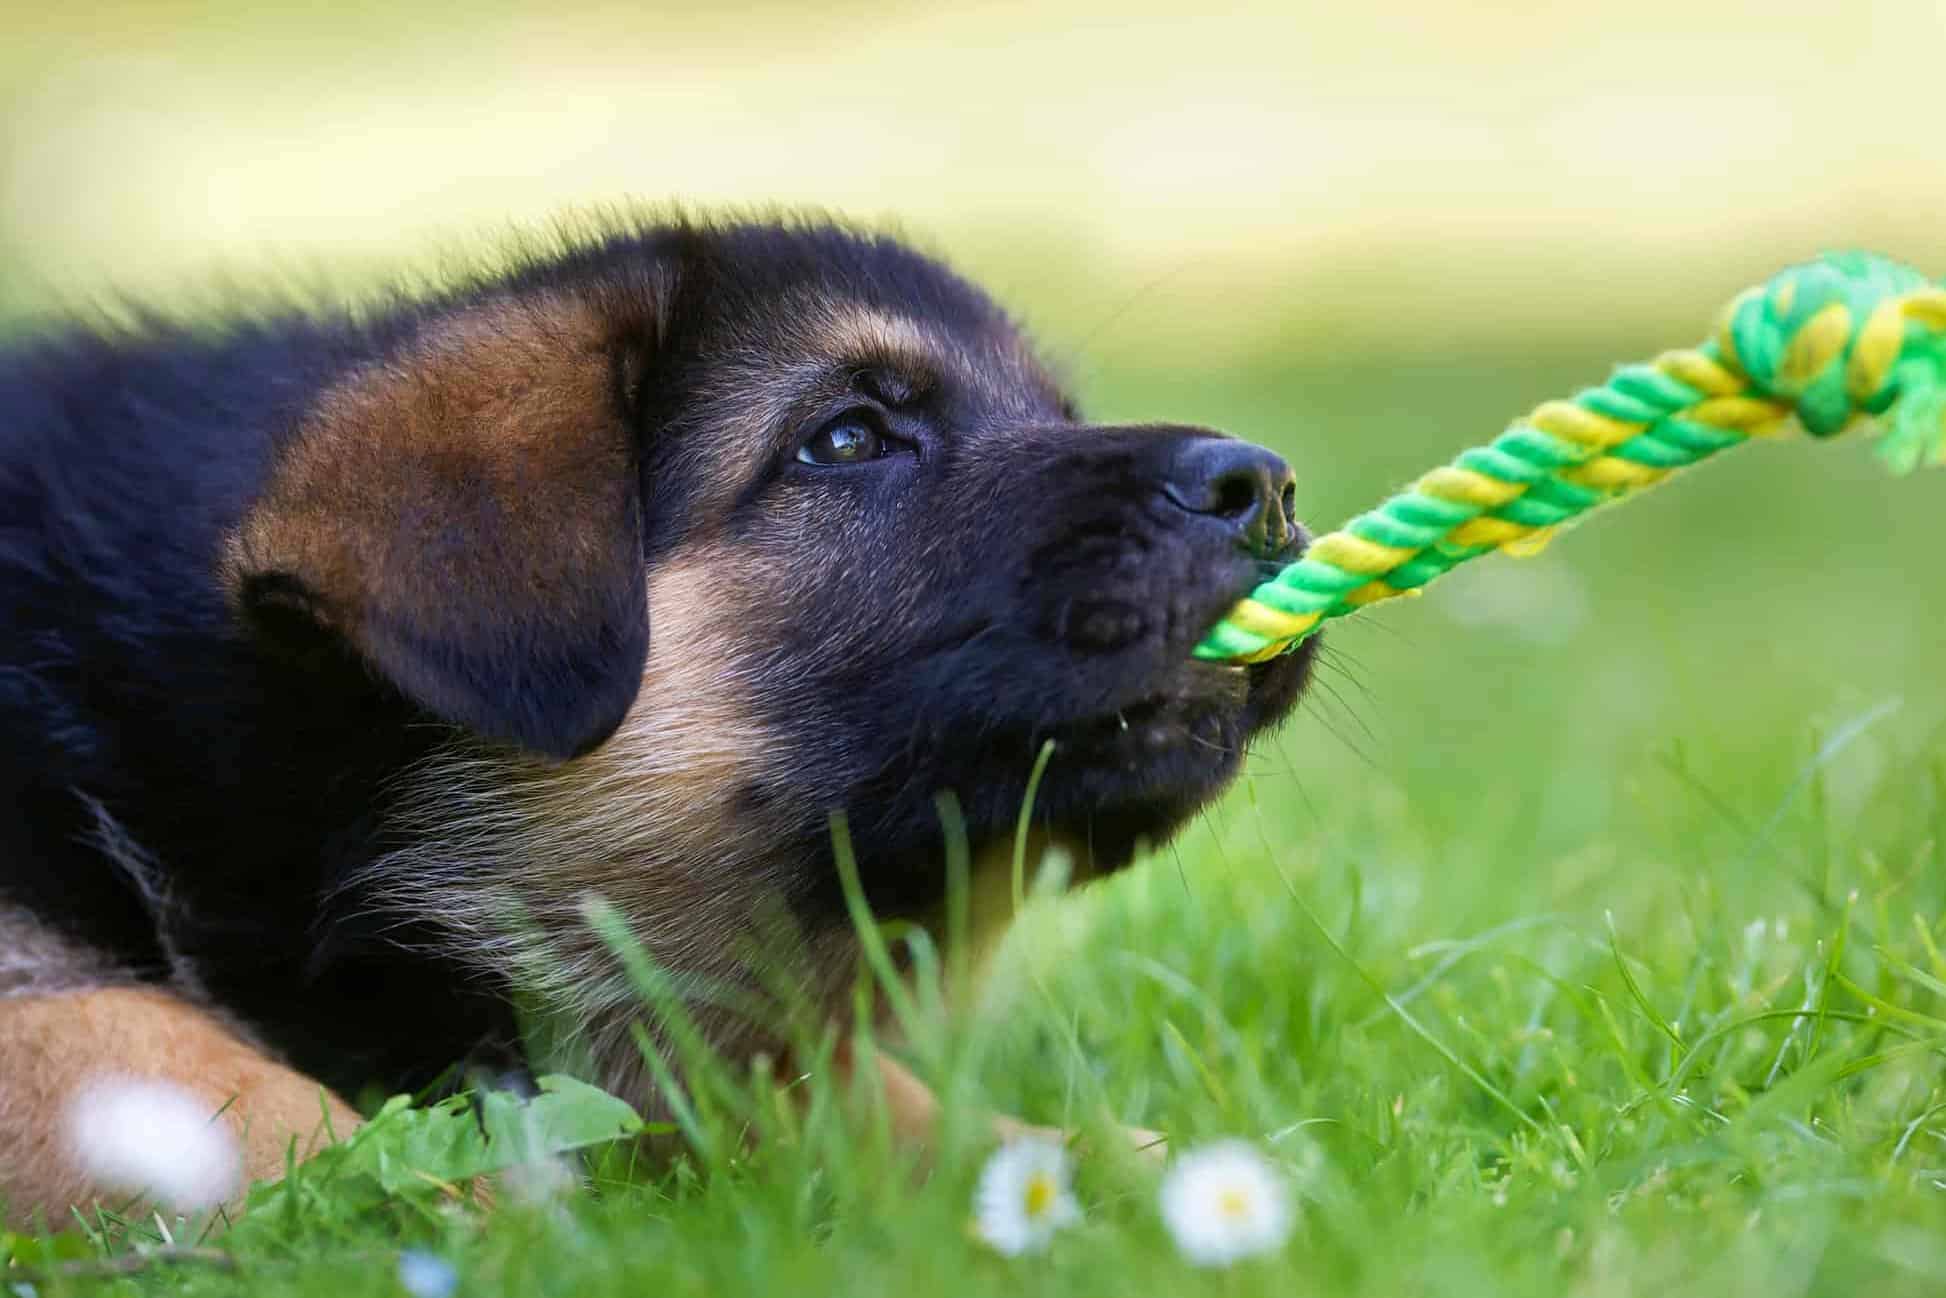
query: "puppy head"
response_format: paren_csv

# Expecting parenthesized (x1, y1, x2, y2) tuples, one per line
(626, 225, 1317, 917)
(227, 218, 1314, 1048)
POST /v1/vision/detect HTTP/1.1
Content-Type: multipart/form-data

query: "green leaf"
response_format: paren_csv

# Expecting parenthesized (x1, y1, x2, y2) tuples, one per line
(227, 1078, 647, 1246)
(478, 1075, 646, 1170)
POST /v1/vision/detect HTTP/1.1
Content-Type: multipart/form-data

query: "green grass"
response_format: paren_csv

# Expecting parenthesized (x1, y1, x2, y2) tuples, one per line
(8, 334, 1946, 1297)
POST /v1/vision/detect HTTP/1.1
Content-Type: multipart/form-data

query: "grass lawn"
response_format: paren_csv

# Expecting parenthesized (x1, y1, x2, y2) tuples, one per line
(6, 324, 1946, 1296)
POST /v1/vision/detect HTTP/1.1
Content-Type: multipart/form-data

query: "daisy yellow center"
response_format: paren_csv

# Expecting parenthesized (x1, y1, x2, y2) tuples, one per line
(1024, 1173, 1056, 1218)
(1217, 1186, 1253, 1220)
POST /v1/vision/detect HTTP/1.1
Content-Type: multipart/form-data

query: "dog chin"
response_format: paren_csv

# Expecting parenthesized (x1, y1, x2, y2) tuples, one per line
(1033, 642, 1314, 853)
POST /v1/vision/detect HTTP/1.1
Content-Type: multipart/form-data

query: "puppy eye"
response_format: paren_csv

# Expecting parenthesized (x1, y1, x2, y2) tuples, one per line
(796, 416, 888, 466)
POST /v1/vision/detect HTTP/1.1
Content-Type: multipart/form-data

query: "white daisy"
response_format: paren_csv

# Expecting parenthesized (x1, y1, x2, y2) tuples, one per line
(64, 1075, 241, 1213)
(396, 1250, 459, 1298)
(972, 1136, 1082, 1256)
(1159, 1140, 1293, 1266)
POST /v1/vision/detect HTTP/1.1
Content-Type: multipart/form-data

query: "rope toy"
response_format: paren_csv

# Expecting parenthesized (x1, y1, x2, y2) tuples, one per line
(1194, 251, 1946, 664)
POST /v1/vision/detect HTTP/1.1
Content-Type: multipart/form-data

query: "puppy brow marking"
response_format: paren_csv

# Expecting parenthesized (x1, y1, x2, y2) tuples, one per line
(680, 306, 946, 509)
(804, 302, 1067, 422)
(804, 305, 946, 379)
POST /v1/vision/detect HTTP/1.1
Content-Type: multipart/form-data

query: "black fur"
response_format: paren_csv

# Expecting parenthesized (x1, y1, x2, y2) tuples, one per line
(0, 216, 1313, 1101)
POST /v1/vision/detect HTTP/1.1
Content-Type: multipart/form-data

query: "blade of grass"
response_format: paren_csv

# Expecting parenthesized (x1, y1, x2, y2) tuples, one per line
(1272, 862, 1542, 1135)
(1012, 739, 1058, 915)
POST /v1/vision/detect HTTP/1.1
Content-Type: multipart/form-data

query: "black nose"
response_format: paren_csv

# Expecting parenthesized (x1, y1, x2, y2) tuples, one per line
(1162, 437, 1297, 558)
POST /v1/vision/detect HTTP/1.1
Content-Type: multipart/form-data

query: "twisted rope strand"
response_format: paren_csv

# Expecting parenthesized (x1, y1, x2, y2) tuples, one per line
(1194, 251, 1946, 664)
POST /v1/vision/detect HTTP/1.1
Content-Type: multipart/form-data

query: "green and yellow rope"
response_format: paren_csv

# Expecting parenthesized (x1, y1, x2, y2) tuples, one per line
(1194, 250, 1946, 664)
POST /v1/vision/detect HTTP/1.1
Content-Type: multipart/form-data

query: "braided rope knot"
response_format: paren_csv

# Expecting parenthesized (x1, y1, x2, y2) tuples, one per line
(1193, 251, 1946, 664)
(1720, 251, 1946, 469)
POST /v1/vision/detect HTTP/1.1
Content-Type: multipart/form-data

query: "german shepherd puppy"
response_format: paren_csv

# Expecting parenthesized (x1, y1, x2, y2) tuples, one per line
(0, 215, 1313, 1220)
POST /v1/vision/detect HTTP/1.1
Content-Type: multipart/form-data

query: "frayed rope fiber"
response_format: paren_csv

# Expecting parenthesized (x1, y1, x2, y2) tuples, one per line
(1194, 251, 1946, 664)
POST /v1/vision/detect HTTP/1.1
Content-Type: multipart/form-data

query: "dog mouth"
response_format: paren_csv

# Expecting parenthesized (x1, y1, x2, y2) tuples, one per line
(1027, 650, 1301, 817)
(788, 604, 1314, 926)
(1047, 666, 1249, 760)
(979, 650, 1303, 880)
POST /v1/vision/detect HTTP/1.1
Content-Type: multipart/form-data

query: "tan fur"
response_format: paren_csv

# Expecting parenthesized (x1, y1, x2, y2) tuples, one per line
(356, 522, 1098, 1120)
(220, 290, 648, 652)
(360, 540, 852, 1103)
(522, 555, 776, 838)
(0, 987, 358, 1227)
(803, 305, 947, 387)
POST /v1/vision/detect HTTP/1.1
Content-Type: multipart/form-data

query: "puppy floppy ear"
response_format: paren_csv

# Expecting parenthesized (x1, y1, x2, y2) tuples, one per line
(224, 292, 656, 760)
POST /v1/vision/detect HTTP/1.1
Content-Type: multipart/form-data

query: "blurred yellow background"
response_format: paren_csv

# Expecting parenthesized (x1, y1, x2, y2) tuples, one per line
(5, 0, 1945, 357)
